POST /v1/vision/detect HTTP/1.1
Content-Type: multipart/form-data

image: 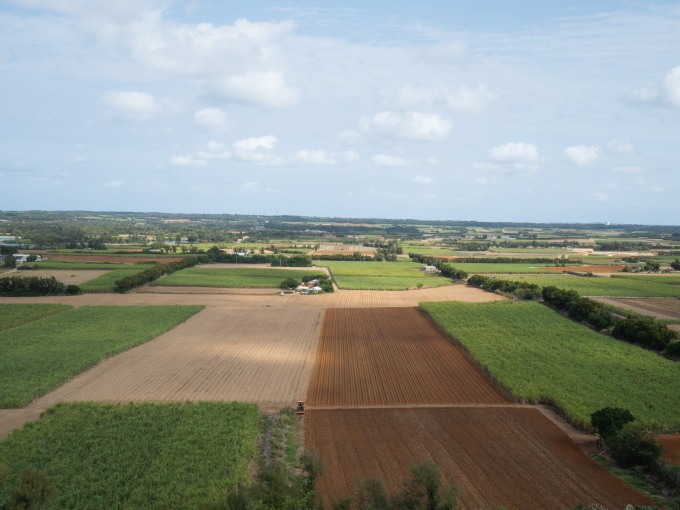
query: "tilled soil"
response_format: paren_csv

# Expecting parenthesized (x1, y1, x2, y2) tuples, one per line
(306, 407, 654, 510)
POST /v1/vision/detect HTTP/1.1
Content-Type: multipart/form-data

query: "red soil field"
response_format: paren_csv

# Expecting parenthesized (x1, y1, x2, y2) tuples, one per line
(306, 308, 509, 406)
(541, 265, 624, 272)
(306, 407, 653, 510)
(658, 434, 680, 465)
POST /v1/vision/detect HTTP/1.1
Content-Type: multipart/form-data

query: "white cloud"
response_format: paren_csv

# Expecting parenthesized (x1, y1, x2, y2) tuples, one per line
(104, 180, 124, 188)
(445, 85, 496, 112)
(196, 140, 231, 160)
(103, 90, 160, 120)
(212, 71, 299, 108)
(663, 66, 680, 108)
(194, 108, 227, 130)
(296, 150, 337, 165)
(363, 111, 451, 140)
(170, 155, 206, 167)
(343, 150, 360, 162)
(232, 135, 281, 164)
(489, 142, 539, 163)
(411, 175, 434, 185)
(372, 154, 409, 167)
(564, 145, 601, 166)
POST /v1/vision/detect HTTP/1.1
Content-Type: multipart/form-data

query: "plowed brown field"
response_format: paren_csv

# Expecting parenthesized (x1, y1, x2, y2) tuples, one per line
(306, 407, 653, 510)
(306, 308, 508, 406)
(28, 307, 323, 411)
(658, 434, 680, 465)
(0, 269, 108, 285)
(593, 297, 680, 320)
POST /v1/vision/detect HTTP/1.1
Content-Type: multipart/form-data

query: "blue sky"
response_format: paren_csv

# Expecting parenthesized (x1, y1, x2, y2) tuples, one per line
(1, 1, 679, 224)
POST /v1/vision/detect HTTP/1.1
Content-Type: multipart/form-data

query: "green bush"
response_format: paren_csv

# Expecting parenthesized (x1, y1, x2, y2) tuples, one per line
(612, 317, 678, 350)
(590, 407, 635, 440)
(666, 342, 680, 358)
(608, 426, 663, 469)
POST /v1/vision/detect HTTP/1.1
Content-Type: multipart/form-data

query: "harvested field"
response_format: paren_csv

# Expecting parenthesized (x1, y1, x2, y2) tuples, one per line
(657, 434, 680, 465)
(542, 265, 624, 272)
(0, 269, 108, 286)
(306, 308, 509, 406)
(306, 407, 653, 510)
(0, 285, 505, 308)
(593, 297, 680, 320)
(28, 307, 323, 411)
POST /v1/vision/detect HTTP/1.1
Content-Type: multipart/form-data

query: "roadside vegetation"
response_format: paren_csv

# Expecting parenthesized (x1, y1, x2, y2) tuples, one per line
(0, 305, 203, 407)
(421, 301, 680, 431)
(0, 402, 259, 509)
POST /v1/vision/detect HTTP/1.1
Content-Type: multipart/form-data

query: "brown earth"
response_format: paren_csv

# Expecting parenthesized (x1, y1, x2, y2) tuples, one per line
(657, 434, 680, 465)
(306, 407, 654, 510)
(541, 265, 625, 272)
(306, 308, 509, 407)
(0, 285, 504, 308)
(592, 297, 680, 320)
(27, 307, 323, 412)
(0, 269, 109, 286)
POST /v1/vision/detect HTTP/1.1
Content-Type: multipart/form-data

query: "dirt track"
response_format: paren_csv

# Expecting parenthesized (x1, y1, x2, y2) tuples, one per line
(306, 407, 654, 510)
(27, 307, 323, 412)
(307, 308, 509, 406)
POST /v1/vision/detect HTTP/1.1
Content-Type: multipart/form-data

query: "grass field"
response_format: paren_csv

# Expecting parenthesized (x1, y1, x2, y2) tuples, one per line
(611, 274, 680, 285)
(495, 274, 680, 297)
(151, 267, 314, 288)
(0, 401, 259, 510)
(0, 305, 203, 407)
(77, 268, 145, 292)
(316, 261, 451, 290)
(0, 304, 72, 332)
(421, 301, 680, 431)
(447, 263, 553, 274)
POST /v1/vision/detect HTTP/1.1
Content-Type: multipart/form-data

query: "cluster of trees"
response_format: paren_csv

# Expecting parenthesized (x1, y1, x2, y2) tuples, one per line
(541, 286, 679, 353)
(311, 253, 374, 262)
(279, 273, 334, 293)
(591, 407, 680, 501)
(114, 258, 198, 293)
(671, 259, 680, 271)
(0, 276, 79, 296)
(466, 275, 542, 300)
(270, 255, 313, 267)
(407, 255, 468, 281)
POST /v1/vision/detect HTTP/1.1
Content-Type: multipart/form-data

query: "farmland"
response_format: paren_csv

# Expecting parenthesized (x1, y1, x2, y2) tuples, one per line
(25, 259, 143, 270)
(421, 301, 680, 430)
(306, 407, 653, 510)
(307, 308, 508, 406)
(0, 401, 259, 510)
(0, 303, 71, 331)
(316, 260, 451, 290)
(442, 262, 553, 274)
(0, 305, 203, 407)
(78, 268, 146, 292)
(496, 274, 680, 297)
(151, 266, 317, 288)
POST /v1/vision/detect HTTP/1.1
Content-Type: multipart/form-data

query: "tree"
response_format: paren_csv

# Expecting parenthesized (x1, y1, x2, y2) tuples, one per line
(3, 255, 16, 268)
(591, 407, 635, 440)
(279, 278, 299, 291)
(671, 258, 680, 271)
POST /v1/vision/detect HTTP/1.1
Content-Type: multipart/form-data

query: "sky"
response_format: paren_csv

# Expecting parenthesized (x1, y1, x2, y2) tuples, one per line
(1, 1, 679, 224)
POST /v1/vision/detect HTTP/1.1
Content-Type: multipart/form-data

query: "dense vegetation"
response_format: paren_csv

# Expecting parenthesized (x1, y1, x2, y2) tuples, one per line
(153, 267, 319, 288)
(0, 275, 79, 296)
(114, 258, 198, 292)
(0, 402, 259, 509)
(421, 301, 680, 431)
(0, 305, 203, 407)
(493, 275, 680, 297)
(317, 261, 451, 290)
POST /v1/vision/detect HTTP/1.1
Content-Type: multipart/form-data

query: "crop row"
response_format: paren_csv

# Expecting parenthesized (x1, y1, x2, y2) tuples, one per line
(0, 401, 259, 509)
(421, 301, 680, 431)
(0, 305, 203, 407)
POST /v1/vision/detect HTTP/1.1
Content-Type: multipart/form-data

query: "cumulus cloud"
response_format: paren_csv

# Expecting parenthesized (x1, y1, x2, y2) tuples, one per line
(372, 154, 409, 167)
(663, 66, 680, 107)
(212, 71, 299, 108)
(103, 90, 160, 120)
(296, 150, 337, 165)
(564, 145, 601, 166)
(445, 85, 496, 112)
(489, 142, 539, 163)
(170, 155, 207, 167)
(194, 108, 227, 130)
(363, 111, 451, 140)
(387, 84, 494, 113)
(232, 135, 281, 164)
(411, 175, 434, 185)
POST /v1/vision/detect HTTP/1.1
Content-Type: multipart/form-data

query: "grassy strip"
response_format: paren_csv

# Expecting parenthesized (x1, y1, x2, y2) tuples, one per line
(491, 275, 680, 297)
(0, 402, 259, 509)
(0, 304, 72, 332)
(152, 267, 314, 288)
(421, 301, 680, 431)
(78, 268, 145, 292)
(611, 274, 680, 285)
(0, 305, 203, 407)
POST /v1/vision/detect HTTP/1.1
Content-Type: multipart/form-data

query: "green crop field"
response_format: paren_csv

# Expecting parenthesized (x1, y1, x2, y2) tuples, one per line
(0, 401, 259, 510)
(316, 260, 451, 290)
(611, 274, 680, 285)
(447, 263, 553, 274)
(26, 260, 142, 270)
(0, 304, 71, 332)
(77, 268, 145, 292)
(421, 301, 680, 431)
(0, 305, 203, 407)
(152, 267, 314, 288)
(494, 274, 680, 297)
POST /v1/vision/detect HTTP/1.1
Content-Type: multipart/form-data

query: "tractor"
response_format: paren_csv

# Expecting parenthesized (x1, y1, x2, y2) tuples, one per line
(295, 401, 305, 415)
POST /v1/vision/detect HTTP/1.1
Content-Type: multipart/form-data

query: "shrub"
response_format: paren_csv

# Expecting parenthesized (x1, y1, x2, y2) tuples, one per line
(279, 278, 299, 290)
(590, 407, 635, 440)
(612, 317, 678, 350)
(608, 426, 663, 470)
(666, 342, 680, 358)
